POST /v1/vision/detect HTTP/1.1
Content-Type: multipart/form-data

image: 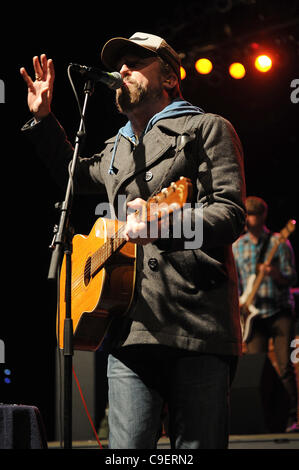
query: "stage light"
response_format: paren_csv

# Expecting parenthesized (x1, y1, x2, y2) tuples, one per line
(195, 58, 213, 75)
(3, 369, 12, 385)
(229, 62, 246, 79)
(180, 66, 186, 80)
(254, 54, 272, 72)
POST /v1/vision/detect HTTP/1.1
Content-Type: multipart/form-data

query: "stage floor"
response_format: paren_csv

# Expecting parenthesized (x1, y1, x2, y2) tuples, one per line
(47, 432, 299, 449)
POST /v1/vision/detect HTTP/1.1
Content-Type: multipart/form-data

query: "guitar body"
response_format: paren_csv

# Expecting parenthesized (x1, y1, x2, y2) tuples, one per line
(240, 307, 260, 344)
(56, 177, 193, 352)
(239, 274, 259, 342)
(58, 217, 136, 351)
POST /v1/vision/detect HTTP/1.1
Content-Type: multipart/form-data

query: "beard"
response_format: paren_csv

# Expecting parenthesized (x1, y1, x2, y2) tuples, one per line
(115, 78, 163, 114)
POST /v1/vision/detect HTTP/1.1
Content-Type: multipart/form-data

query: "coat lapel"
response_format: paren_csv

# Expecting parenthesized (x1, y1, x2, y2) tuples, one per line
(110, 125, 177, 207)
(108, 115, 200, 209)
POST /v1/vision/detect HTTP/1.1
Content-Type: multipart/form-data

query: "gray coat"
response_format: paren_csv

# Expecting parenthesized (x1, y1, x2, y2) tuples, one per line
(23, 110, 246, 355)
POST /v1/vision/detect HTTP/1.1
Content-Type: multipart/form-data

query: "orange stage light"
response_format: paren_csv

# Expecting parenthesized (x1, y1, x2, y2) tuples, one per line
(180, 66, 186, 80)
(254, 54, 272, 72)
(195, 58, 213, 75)
(229, 62, 246, 79)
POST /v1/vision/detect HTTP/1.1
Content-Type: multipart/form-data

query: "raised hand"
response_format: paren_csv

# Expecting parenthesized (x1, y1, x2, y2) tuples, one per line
(20, 54, 55, 120)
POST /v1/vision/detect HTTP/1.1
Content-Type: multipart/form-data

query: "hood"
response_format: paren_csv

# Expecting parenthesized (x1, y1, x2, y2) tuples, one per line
(108, 98, 204, 174)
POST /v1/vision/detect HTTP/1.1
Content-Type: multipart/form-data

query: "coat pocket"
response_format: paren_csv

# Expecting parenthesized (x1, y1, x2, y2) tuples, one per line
(162, 248, 228, 290)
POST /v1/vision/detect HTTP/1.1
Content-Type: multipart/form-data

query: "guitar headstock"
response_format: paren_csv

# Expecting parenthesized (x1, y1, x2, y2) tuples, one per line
(280, 219, 296, 241)
(146, 177, 192, 222)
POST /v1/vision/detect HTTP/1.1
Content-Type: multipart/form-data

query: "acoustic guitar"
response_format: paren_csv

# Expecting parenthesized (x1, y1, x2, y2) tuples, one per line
(57, 177, 192, 351)
(239, 219, 296, 342)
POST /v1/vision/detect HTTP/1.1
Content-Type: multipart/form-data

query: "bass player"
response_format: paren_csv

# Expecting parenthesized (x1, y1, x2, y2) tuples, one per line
(233, 195, 298, 432)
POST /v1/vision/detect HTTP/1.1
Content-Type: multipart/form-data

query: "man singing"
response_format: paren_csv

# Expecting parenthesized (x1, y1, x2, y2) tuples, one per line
(21, 32, 246, 449)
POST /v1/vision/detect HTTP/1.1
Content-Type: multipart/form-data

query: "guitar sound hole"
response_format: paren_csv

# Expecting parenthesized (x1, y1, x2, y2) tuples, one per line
(84, 257, 91, 286)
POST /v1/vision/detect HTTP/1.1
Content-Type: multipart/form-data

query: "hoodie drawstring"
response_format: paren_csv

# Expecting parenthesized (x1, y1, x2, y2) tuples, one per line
(108, 130, 122, 175)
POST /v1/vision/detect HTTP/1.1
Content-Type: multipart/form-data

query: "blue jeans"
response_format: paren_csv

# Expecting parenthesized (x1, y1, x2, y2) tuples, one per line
(107, 345, 235, 449)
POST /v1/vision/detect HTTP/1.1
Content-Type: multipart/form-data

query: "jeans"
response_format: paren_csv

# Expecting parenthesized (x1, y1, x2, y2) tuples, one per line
(107, 345, 236, 449)
(247, 310, 298, 425)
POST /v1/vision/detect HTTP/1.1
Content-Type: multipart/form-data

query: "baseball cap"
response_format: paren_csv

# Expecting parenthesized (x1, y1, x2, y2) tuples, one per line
(101, 32, 181, 82)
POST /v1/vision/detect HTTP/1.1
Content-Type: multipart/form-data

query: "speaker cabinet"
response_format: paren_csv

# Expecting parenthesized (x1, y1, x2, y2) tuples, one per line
(230, 353, 289, 434)
(0, 404, 48, 449)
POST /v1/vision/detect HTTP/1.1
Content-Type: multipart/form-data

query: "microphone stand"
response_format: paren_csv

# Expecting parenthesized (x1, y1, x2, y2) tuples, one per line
(48, 78, 95, 449)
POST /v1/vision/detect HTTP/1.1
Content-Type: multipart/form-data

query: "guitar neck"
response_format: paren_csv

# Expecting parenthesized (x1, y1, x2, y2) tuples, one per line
(86, 176, 193, 279)
(245, 236, 281, 307)
(90, 225, 127, 277)
(89, 200, 150, 277)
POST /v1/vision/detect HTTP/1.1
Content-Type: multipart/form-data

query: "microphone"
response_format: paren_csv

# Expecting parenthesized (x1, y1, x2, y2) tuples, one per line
(69, 63, 123, 89)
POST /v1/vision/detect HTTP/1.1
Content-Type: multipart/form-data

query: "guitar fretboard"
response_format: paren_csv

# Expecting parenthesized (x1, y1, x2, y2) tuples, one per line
(89, 225, 127, 278)
(81, 177, 192, 281)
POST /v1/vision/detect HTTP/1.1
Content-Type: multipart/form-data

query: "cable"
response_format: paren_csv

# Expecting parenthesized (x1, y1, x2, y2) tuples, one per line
(72, 366, 103, 449)
(67, 65, 86, 135)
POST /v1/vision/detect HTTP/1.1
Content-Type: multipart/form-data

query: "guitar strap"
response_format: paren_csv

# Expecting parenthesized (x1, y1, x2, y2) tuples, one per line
(256, 231, 272, 266)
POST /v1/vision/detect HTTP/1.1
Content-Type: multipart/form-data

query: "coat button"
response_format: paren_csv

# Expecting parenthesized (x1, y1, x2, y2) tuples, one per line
(148, 258, 159, 271)
(144, 171, 153, 182)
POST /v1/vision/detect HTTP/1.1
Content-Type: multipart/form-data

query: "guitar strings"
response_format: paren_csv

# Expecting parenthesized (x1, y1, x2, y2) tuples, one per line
(70, 200, 175, 296)
(66, 187, 182, 297)
(70, 223, 127, 297)
(70, 205, 145, 296)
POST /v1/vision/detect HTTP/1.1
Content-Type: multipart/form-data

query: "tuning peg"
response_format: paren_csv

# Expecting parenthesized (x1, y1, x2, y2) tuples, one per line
(170, 182, 177, 191)
(162, 188, 168, 196)
(160, 207, 169, 217)
(170, 202, 180, 211)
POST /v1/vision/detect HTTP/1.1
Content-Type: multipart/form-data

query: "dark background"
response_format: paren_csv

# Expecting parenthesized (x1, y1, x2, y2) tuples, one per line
(1, 1, 298, 440)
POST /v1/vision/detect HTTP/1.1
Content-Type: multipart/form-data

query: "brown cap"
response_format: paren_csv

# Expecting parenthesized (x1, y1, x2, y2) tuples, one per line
(246, 196, 268, 216)
(101, 32, 181, 81)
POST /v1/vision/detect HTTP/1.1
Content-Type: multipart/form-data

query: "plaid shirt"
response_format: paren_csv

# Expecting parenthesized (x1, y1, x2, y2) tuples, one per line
(233, 227, 297, 317)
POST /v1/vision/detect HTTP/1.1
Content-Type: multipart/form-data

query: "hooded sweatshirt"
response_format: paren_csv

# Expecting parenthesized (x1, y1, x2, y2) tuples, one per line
(108, 98, 204, 174)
